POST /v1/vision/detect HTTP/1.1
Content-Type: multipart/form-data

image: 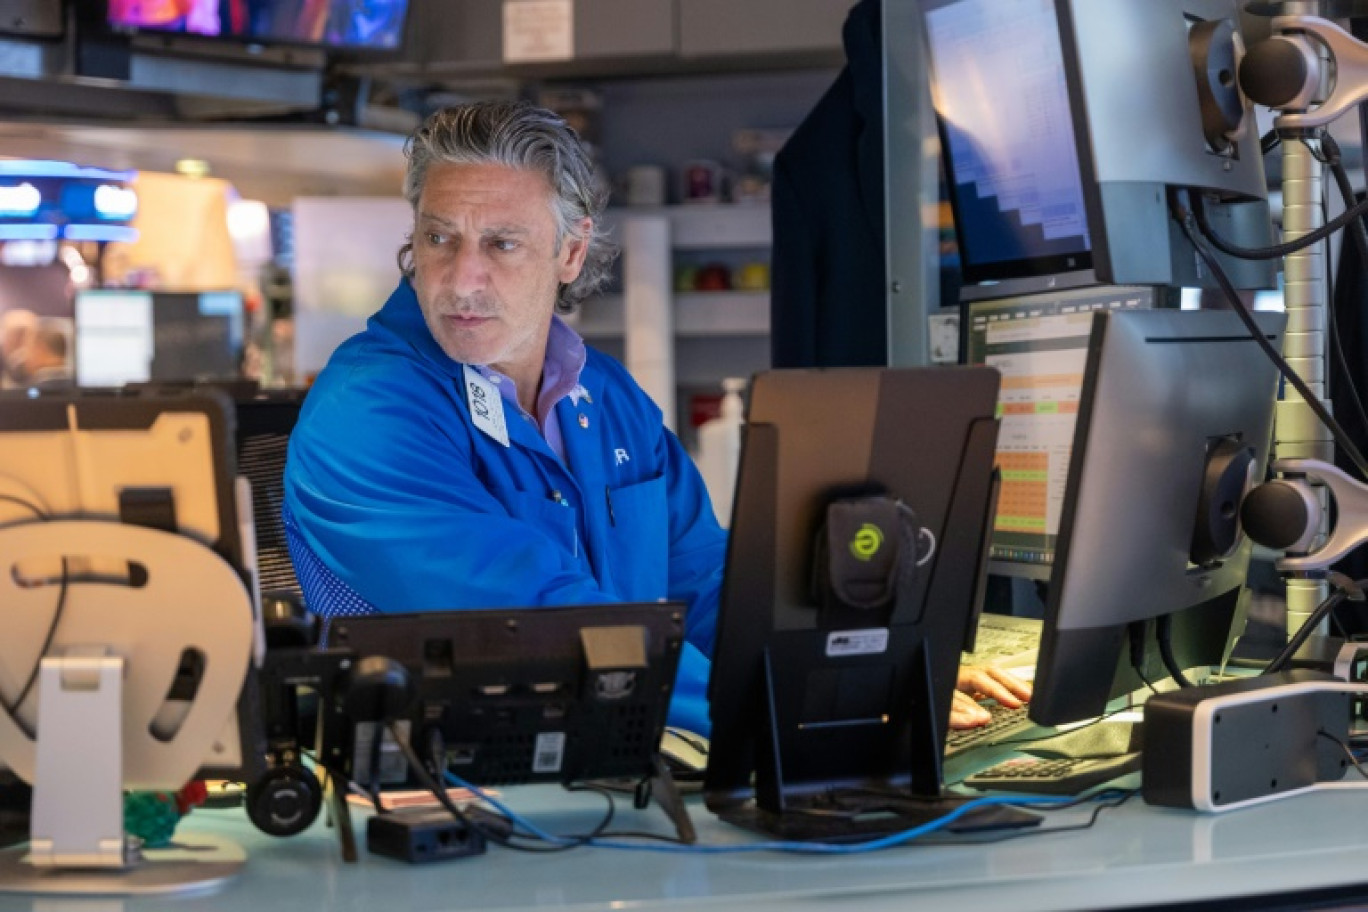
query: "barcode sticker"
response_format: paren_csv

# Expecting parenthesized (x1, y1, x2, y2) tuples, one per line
(826, 628, 889, 657)
(533, 731, 566, 774)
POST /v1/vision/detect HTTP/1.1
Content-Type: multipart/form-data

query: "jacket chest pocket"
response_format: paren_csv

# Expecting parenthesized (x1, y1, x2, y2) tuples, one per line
(495, 486, 580, 561)
(605, 474, 668, 600)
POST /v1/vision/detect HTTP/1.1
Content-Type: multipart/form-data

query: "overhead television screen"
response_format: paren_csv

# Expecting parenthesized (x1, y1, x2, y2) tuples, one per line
(107, 0, 410, 50)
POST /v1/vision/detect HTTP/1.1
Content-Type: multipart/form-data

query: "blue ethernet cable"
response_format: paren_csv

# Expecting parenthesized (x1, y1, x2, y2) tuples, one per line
(443, 771, 1076, 855)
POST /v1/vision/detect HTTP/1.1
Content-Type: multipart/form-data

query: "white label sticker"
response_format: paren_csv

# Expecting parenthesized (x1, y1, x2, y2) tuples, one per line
(464, 365, 510, 447)
(533, 731, 566, 774)
(826, 628, 890, 657)
(503, 0, 574, 63)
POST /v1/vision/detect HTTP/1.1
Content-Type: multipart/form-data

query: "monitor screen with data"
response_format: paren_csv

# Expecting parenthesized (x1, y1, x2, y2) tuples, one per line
(921, 0, 1273, 291)
(965, 285, 1155, 579)
(75, 290, 244, 388)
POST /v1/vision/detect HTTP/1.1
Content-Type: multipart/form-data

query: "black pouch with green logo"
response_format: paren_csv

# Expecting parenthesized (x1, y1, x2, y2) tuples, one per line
(811, 496, 923, 621)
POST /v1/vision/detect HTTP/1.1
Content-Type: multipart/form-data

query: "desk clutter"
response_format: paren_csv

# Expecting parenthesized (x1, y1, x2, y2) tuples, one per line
(2, 308, 1368, 897)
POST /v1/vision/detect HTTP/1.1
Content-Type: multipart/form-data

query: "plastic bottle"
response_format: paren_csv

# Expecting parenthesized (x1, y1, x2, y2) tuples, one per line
(696, 377, 746, 528)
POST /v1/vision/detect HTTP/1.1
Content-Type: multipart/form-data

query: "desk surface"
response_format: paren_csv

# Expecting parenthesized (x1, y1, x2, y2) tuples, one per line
(3, 784, 1368, 912)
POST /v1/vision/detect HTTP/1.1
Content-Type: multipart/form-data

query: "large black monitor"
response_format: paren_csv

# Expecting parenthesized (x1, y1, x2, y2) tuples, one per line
(1029, 309, 1285, 725)
(704, 367, 1017, 838)
(920, 0, 1273, 293)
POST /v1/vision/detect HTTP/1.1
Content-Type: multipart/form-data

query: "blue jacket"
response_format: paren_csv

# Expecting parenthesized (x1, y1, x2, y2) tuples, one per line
(284, 280, 725, 734)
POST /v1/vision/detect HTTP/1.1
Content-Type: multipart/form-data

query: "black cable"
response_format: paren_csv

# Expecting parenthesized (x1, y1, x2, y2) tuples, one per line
(1127, 622, 1161, 695)
(1319, 729, 1368, 780)
(1154, 615, 1194, 689)
(664, 727, 710, 756)
(1316, 133, 1368, 438)
(1261, 129, 1281, 157)
(1192, 189, 1368, 261)
(387, 722, 592, 853)
(0, 495, 70, 738)
(1178, 197, 1368, 479)
(560, 784, 619, 841)
(1265, 589, 1348, 674)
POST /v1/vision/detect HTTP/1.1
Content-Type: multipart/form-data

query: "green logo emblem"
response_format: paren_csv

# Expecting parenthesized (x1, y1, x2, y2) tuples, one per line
(850, 523, 884, 561)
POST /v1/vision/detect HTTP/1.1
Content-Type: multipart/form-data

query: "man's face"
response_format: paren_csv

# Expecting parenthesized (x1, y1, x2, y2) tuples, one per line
(410, 162, 590, 382)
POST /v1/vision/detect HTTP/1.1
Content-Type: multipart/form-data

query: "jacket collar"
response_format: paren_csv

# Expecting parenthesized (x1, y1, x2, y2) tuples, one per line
(372, 280, 610, 456)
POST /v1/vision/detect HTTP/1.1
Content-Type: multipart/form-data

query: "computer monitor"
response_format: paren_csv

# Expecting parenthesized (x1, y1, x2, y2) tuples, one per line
(0, 391, 263, 891)
(964, 285, 1163, 580)
(920, 0, 1274, 293)
(1028, 308, 1285, 726)
(75, 290, 245, 388)
(704, 367, 1021, 838)
(260, 602, 695, 841)
(107, 0, 412, 51)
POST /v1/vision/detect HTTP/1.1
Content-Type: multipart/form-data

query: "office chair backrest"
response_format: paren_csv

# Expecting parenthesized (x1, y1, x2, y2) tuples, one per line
(234, 392, 308, 602)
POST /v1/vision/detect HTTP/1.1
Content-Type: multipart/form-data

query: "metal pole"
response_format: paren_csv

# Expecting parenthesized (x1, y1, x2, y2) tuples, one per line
(1278, 1, 1333, 642)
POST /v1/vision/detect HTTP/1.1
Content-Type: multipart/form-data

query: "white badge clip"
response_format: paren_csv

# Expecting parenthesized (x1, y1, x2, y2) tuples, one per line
(463, 365, 510, 447)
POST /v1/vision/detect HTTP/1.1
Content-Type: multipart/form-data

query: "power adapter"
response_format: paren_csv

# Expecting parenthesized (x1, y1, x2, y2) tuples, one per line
(366, 808, 487, 863)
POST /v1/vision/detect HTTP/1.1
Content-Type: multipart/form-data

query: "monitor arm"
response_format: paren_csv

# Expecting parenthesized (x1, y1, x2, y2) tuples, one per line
(1243, 458, 1368, 571)
(1236, 8, 1368, 638)
(1243, 15, 1368, 131)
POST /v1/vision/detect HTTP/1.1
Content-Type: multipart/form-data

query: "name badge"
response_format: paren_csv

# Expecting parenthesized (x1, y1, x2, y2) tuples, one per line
(463, 365, 509, 447)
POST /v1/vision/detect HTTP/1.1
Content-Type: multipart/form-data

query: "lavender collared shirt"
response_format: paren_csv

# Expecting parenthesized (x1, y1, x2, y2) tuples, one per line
(473, 315, 587, 462)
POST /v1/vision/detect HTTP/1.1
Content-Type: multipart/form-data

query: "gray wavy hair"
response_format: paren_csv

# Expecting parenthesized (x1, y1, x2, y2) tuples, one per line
(396, 101, 617, 314)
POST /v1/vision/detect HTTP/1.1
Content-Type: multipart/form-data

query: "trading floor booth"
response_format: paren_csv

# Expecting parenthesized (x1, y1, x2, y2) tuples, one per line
(10, 0, 1368, 908)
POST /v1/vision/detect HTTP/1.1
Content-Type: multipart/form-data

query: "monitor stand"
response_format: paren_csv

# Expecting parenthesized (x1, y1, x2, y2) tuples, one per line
(0, 521, 255, 896)
(0, 654, 245, 896)
(630, 755, 697, 844)
(713, 647, 1040, 841)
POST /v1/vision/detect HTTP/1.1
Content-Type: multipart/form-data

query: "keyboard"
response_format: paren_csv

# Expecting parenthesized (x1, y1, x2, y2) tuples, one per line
(961, 614, 1042, 669)
(944, 702, 1037, 758)
(963, 752, 1142, 795)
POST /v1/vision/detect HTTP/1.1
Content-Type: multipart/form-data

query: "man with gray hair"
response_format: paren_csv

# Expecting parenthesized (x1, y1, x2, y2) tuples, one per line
(283, 101, 723, 734)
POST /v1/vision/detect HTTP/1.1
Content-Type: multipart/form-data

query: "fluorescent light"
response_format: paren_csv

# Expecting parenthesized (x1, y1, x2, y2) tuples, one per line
(0, 182, 41, 216)
(0, 224, 59, 240)
(175, 159, 211, 178)
(0, 160, 135, 181)
(93, 184, 138, 219)
(63, 225, 138, 242)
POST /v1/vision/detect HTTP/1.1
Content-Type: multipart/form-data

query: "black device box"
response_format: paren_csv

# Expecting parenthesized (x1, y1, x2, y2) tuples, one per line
(367, 808, 487, 864)
(1143, 669, 1357, 811)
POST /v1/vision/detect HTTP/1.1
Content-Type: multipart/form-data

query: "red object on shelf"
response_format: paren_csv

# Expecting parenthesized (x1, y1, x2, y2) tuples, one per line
(694, 264, 731, 291)
(690, 394, 723, 428)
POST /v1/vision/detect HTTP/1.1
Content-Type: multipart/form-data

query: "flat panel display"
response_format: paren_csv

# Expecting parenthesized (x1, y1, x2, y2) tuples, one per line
(75, 289, 244, 388)
(965, 286, 1154, 578)
(922, 0, 1092, 284)
(107, 0, 411, 50)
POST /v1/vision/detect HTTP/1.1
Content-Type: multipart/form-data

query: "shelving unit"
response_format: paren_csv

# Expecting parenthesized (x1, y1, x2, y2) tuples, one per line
(570, 291, 770, 340)
(567, 204, 772, 432)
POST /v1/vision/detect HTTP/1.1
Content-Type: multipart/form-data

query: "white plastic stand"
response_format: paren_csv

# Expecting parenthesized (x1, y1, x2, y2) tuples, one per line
(0, 520, 255, 895)
(31, 653, 128, 868)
